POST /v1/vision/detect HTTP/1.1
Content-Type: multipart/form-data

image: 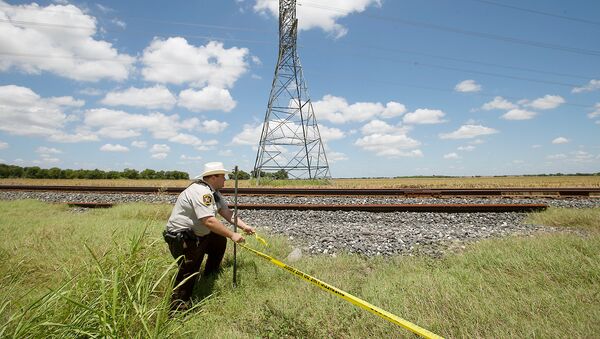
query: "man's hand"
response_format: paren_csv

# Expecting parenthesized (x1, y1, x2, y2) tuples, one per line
(230, 233, 245, 243)
(243, 225, 256, 235)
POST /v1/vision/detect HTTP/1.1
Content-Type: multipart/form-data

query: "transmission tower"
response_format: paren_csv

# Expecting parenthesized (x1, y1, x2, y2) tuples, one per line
(254, 0, 331, 180)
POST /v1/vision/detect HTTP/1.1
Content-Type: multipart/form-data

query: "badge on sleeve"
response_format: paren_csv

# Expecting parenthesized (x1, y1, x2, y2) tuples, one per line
(202, 194, 213, 206)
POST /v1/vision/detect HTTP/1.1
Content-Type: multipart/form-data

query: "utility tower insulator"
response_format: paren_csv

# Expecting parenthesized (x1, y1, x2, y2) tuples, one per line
(253, 0, 331, 180)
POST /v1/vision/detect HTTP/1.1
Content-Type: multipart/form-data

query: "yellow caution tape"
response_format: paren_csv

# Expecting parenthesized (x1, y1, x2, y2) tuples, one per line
(238, 237, 443, 339)
(252, 233, 268, 247)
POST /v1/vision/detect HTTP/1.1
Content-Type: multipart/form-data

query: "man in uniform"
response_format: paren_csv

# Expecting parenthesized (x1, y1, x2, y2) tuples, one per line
(163, 161, 255, 310)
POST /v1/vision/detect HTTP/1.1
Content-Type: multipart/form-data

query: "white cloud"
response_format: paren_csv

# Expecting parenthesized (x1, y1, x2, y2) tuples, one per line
(546, 150, 597, 163)
(588, 103, 600, 119)
(0, 141, 8, 150)
(84, 108, 218, 150)
(150, 144, 170, 153)
(482, 96, 516, 110)
(439, 124, 498, 139)
(572, 79, 600, 93)
(200, 120, 229, 134)
(253, 0, 382, 39)
(381, 102, 407, 118)
(168, 133, 218, 151)
(49, 131, 99, 143)
(0, 85, 95, 142)
(79, 88, 103, 96)
(101, 85, 176, 110)
(180, 154, 203, 161)
(552, 137, 569, 144)
(454, 80, 481, 93)
(231, 121, 343, 148)
(0, 2, 134, 81)
(501, 109, 537, 120)
(326, 151, 348, 163)
(250, 55, 262, 65)
(230, 121, 343, 153)
(526, 95, 565, 110)
(317, 124, 346, 142)
(355, 133, 421, 158)
(572, 150, 593, 162)
(457, 145, 475, 151)
(35, 154, 60, 164)
(403, 108, 446, 124)
(100, 144, 129, 152)
(178, 87, 236, 112)
(131, 140, 147, 148)
(361, 120, 408, 135)
(231, 124, 262, 146)
(218, 149, 233, 157)
(151, 153, 168, 160)
(141, 38, 248, 88)
(443, 152, 460, 159)
(312, 95, 405, 124)
(547, 153, 567, 160)
(36, 146, 62, 154)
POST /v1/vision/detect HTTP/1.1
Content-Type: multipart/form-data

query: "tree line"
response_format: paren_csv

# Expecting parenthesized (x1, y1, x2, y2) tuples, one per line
(0, 164, 291, 180)
(0, 164, 189, 180)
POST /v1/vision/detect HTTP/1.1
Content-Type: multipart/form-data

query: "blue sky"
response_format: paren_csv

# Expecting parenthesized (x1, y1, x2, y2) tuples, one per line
(0, 0, 599, 178)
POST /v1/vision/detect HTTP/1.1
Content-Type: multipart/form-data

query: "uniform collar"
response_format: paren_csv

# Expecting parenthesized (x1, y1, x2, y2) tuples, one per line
(195, 179, 216, 192)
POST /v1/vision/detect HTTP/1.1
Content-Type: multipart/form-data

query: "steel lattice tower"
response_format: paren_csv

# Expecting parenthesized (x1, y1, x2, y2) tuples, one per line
(253, 0, 330, 180)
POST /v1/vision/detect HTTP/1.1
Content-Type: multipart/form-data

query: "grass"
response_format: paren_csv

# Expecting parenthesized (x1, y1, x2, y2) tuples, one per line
(0, 201, 599, 337)
(2, 175, 600, 188)
(526, 207, 600, 232)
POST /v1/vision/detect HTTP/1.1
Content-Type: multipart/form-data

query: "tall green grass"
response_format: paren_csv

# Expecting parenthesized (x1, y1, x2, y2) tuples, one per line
(0, 201, 598, 337)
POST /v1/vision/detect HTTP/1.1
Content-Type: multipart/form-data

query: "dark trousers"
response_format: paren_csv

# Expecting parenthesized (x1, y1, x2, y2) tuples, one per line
(168, 232, 227, 302)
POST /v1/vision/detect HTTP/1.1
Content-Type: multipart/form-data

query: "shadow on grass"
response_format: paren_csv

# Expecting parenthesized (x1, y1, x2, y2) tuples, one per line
(192, 272, 219, 302)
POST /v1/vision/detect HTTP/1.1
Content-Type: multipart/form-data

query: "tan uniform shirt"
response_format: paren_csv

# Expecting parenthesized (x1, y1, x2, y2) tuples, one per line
(165, 181, 228, 236)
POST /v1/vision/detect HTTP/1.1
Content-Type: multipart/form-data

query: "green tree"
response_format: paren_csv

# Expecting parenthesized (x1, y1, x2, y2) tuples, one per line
(122, 168, 139, 179)
(106, 171, 121, 179)
(273, 169, 288, 180)
(24, 166, 41, 178)
(48, 167, 61, 179)
(229, 169, 251, 180)
(140, 169, 156, 179)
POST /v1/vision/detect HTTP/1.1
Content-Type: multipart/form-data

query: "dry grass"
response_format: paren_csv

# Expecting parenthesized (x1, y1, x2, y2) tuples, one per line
(1, 175, 599, 189)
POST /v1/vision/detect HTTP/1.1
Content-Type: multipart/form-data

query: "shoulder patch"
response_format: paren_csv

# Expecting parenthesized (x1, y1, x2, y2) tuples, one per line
(201, 194, 213, 206)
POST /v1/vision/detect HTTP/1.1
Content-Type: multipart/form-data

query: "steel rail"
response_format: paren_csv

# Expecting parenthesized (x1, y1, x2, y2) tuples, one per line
(63, 202, 547, 213)
(2, 185, 599, 197)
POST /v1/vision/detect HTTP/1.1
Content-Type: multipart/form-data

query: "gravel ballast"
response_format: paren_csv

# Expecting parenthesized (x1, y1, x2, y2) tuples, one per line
(2, 191, 597, 257)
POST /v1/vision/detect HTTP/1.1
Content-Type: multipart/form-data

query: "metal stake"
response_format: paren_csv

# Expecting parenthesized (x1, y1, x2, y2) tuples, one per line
(233, 165, 239, 288)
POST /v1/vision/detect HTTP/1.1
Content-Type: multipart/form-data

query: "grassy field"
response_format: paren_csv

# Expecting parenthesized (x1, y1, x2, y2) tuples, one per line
(1, 175, 600, 188)
(0, 200, 599, 337)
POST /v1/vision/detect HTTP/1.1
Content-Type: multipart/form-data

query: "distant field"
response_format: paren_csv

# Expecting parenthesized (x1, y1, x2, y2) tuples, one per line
(1, 175, 599, 188)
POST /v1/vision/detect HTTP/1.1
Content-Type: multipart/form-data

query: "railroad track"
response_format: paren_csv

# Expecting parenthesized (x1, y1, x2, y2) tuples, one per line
(65, 202, 548, 213)
(1, 185, 599, 197)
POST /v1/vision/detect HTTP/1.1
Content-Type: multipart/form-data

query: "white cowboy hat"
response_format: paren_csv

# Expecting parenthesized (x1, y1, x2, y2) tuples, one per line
(194, 162, 230, 179)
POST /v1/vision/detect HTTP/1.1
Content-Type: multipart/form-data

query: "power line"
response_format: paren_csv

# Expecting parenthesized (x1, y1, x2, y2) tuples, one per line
(0, 4, 274, 33)
(302, 48, 581, 88)
(465, 0, 600, 27)
(306, 69, 594, 109)
(333, 42, 595, 80)
(2, 14, 594, 80)
(4, 2, 600, 58)
(1, 2, 596, 93)
(0, 19, 273, 45)
(298, 1, 600, 57)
